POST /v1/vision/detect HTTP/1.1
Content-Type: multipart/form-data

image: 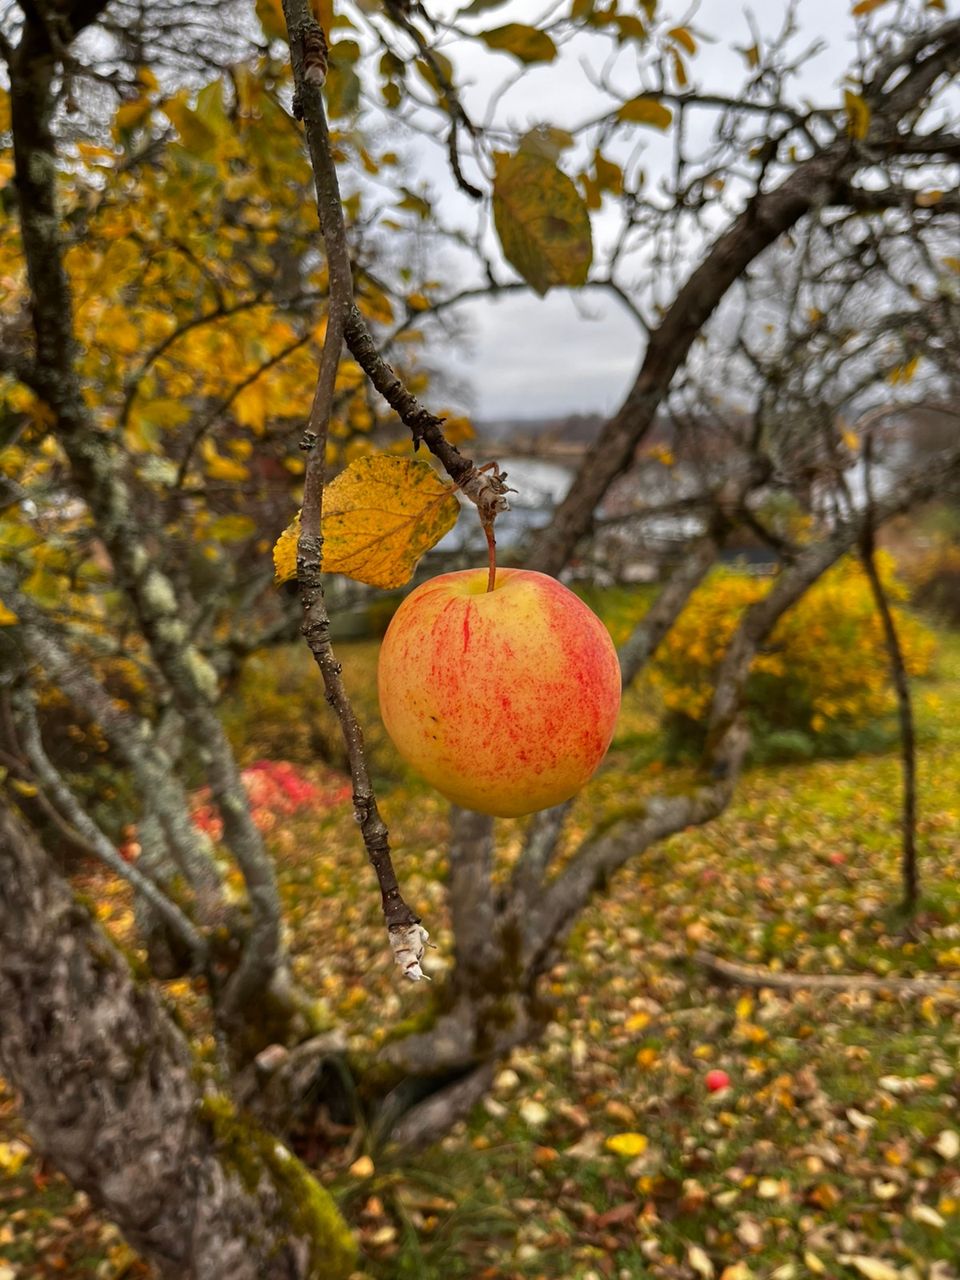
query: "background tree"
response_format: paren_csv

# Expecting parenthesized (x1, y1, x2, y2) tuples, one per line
(3, 0, 960, 1272)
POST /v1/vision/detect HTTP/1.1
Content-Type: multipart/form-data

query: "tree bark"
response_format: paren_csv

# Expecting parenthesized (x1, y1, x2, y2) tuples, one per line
(0, 801, 356, 1280)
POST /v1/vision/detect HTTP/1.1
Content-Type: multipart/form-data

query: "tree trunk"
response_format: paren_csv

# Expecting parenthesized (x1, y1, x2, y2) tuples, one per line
(0, 802, 355, 1280)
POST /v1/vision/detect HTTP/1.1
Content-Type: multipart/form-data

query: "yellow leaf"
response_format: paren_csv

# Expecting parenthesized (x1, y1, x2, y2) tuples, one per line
(256, 0, 287, 40)
(668, 25, 696, 54)
(844, 89, 870, 140)
(481, 24, 558, 63)
(887, 354, 919, 385)
(625, 1011, 651, 1032)
(916, 189, 943, 208)
(492, 151, 593, 297)
(201, 440, 251, 482)
(605, 1132, 648, 1157)
(210, 514, 257, 542)
(617, 96, 673, 129)
(163, 92, 218, 156)
(10, 779, 39, 798)
(943, 257, 960, 273)
(0, 601, 18, 626)
(439, 415, 475, 444)
(273, 456, 461, 590)
(114, 97, 153, 134)
(0, 1141, 30, 1175)
(852, 0, 891, 12)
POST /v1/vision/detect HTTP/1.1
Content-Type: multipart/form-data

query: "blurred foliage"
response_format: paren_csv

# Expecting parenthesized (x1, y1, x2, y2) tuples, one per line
(6, 630, 960, 1280)
(649, 556, 936, 758)
(221, 639, 396, 780)
(907, 543, 960, 629)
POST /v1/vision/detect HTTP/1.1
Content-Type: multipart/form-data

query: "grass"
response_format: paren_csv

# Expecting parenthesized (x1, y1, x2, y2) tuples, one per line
(3, 611, 960, 1280)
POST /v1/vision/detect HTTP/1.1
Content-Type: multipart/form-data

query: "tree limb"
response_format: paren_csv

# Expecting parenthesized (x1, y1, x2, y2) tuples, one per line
(281, 5, 427, 977)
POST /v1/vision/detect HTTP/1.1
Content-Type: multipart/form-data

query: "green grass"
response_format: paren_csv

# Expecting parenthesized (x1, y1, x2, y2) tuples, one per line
(3, 612, 960, 1279)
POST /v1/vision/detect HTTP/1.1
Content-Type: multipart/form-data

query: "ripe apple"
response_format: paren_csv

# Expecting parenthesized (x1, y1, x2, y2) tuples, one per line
(377, 568, 621, 817)
(705, 1069, 731, 1093)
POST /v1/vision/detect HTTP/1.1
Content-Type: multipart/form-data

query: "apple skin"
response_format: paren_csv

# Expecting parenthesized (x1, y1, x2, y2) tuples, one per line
(705, 1069, 731, 1093)
(377, 568, 621, 818)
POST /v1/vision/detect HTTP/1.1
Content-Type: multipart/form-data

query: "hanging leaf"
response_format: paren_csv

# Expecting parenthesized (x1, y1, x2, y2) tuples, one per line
(480, 24, 558, 63)
(844, 89, 871, 140)
(273, 456, 460, 589)
(667, 25, 697, 53)
(255, 0, 287, 41)
(114, 97, 153, 136)
(459, 0, 512, 14)
(851, 0, 891, 13)
(518, 125, 575, 160)
(164, 92, 218, 156)
(492, 151, 593, 296)
(617, 96, 673, 129)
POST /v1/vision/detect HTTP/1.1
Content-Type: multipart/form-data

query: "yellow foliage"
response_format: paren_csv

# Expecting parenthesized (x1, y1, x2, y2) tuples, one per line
(273, 456, 461, 590)
(652, 557, 935, 736)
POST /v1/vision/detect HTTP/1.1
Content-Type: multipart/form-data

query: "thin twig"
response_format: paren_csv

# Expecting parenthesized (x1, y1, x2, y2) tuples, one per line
(282, 4, 428, 978)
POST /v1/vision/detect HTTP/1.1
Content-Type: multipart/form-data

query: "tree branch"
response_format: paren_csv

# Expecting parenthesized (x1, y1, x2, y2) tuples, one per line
(11, 687, 208, 967)
(282, 5, 428, 978)
(7, 8, 286, 1031)
(529, 17, 960, 576)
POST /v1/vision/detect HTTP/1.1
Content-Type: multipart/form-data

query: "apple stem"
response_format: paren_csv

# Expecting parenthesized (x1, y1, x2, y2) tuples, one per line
(484, 520, 497, 592)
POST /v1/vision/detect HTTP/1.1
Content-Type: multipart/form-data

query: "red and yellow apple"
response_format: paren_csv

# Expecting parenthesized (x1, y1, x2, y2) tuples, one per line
(377, 568, 621, 817)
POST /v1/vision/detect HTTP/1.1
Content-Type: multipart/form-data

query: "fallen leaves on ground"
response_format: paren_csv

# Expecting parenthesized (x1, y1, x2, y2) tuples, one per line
(3, 635, 960, 1278)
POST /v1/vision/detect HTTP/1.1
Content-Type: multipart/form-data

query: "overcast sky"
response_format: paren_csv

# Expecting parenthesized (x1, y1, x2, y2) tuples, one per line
(381, 0, 938, 420)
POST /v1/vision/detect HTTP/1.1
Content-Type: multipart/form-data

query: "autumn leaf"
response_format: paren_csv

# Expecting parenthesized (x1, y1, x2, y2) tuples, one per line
(255, 0, 287, 41)
(844, 89, 871, 140)
(617, 96, 673, 129)
(839, 1257, 901, 1280)
(273, 456, 460, 589)
(518, 125, 575, 160)
(492, 151, 593, 296)
(480, 24, 558, 63)
(851, 0, 891, 13)
(668, 25, 697, 54)
(605, 1132, 648, 1156)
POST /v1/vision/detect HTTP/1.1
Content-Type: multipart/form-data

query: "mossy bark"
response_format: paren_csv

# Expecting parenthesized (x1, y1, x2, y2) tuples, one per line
(0, 802, 355, 1280)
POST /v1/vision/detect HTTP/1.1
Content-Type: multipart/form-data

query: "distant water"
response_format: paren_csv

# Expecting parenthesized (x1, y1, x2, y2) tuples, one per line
(434, 454, 899, 557)
(436, 458, 574, 552)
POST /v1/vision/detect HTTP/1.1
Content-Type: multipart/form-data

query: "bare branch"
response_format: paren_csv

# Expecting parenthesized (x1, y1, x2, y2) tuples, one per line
(281, 4, 427, 977)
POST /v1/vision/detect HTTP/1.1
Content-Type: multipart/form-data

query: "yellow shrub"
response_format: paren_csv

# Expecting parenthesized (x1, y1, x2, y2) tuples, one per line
(651, 555, 935, 741)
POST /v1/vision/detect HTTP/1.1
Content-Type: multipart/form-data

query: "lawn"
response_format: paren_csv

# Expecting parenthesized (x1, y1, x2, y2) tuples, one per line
(2, 623, 960, 1280)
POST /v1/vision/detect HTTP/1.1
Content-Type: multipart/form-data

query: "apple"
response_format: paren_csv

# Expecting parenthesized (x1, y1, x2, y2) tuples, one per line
(705, 1069, 731, 1093)
(377, 568, 621, 817)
